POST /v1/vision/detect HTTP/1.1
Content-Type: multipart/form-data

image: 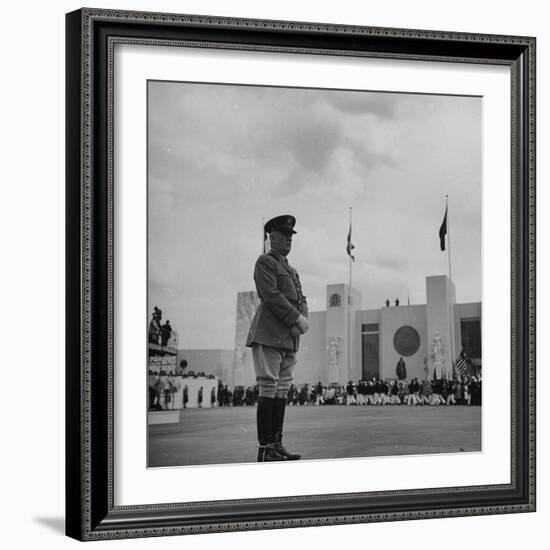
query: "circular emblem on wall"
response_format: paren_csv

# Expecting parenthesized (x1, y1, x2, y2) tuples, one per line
(329, 293, 341, 307)
(393, 325, 420, 357)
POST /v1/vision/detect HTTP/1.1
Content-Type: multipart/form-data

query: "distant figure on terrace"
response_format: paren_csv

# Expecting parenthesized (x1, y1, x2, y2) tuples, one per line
(148, 306, 162, 344)
(161, 320, 172, 346)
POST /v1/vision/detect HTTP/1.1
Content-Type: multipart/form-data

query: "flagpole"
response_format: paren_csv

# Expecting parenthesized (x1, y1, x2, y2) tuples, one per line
(446, 195, 452, 282)
(348, 206, 352, 383)
(446, 195, 456, 378)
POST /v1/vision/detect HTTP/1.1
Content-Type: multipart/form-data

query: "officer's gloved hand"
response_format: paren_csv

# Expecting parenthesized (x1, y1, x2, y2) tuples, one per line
(296, 315, 309, 334)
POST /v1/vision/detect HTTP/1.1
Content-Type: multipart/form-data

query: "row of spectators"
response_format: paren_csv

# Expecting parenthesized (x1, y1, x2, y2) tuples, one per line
(179, 370, 216, 379)
(216, 384, 259, 407)
(149, 370, 482, 410)
(303, 378, 483, 407)
(149, 370, 180, 410)
(215, 378, 482, 408)
(148, 370, 217, 410)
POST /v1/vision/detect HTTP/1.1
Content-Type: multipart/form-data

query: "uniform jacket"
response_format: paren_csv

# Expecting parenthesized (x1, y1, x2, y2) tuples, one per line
(246, 250, 308, 352)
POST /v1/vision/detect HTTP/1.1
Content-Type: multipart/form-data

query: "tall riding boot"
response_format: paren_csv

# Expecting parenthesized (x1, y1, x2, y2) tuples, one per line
(272, 397, 301, 460)
(256, 396, 286, 462)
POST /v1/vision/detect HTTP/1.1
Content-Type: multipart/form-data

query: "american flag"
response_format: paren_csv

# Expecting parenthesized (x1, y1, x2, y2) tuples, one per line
(455, 351, 473, 379)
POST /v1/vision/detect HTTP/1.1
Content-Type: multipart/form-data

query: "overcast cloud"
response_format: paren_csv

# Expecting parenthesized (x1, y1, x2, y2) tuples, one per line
(148, 81, 481, 349)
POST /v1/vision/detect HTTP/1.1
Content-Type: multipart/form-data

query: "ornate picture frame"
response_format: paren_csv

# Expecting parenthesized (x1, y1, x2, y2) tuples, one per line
(66, 8, 536, 541)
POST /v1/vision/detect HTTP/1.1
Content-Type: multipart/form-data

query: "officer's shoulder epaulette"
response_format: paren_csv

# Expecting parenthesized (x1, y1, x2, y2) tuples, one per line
(258, 252, 275, 261)
(257, 252, 278, 264)
(254, 253, 276, 269)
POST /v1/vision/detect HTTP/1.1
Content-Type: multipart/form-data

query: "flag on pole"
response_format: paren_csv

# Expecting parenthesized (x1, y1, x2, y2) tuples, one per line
(439, 206, 448, 251)
(455, 351, 473, 379)
(347, 223, 355, 261)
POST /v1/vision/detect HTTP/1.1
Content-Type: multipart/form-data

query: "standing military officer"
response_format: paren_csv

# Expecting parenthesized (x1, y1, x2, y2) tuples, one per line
(246, 215, 309, 462)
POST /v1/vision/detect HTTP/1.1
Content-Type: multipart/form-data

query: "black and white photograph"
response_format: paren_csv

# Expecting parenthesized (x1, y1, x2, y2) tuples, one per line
(146, 80, 483, 468)
(58, 1, 536, 543)
(0, 0, 543, 545)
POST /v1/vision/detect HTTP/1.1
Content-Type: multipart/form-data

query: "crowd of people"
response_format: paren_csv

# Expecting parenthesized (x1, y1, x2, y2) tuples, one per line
(214, 377, 482, 408)
(291, 377, 483, 407)
(149, 370, 482, 411)
(149, 370, 180, 410)
(148, 369, 217, 410)
(216, 384, 259, 407)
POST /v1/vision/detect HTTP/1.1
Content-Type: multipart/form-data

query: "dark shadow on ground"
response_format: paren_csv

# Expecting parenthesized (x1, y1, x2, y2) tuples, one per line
(34, 517, 65, 535)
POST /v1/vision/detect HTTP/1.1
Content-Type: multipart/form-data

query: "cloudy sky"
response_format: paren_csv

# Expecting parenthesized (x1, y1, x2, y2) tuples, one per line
(148, 81, 481, 350)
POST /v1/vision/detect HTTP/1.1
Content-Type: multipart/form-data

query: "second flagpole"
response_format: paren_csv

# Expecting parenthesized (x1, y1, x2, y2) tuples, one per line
(445, 195, 456, 378)
(348, 206, 352, 383)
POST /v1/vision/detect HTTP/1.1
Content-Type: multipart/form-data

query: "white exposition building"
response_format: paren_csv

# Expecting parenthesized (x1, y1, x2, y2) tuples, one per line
(178, 275, 481, 388)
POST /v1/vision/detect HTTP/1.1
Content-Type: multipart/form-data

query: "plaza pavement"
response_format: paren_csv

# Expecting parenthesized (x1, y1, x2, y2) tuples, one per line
(148, 404, 481, 468)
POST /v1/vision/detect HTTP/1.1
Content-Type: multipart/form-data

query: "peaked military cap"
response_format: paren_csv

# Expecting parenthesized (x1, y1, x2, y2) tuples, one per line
(264, 215, 297, 235)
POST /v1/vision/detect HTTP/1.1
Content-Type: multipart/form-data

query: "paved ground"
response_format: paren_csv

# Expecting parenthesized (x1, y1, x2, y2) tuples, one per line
(148, 404, 481, 467)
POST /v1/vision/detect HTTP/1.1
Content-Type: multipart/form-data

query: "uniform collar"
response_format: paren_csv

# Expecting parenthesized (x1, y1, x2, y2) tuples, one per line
(268, 248, 289, 264)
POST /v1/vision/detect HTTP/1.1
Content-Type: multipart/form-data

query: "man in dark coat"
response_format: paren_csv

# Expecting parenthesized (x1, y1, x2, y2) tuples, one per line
(183, 385, 188, 408)
(222, 385, 230, 407)
(246, 215, 309, 462)
(211, 386, 217, 407)
(396, 357, 407, 380)
(160, 320, 172, 346)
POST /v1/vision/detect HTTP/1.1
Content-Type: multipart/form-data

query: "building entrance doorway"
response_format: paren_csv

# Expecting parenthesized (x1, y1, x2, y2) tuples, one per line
(362, 323, 380, 380)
